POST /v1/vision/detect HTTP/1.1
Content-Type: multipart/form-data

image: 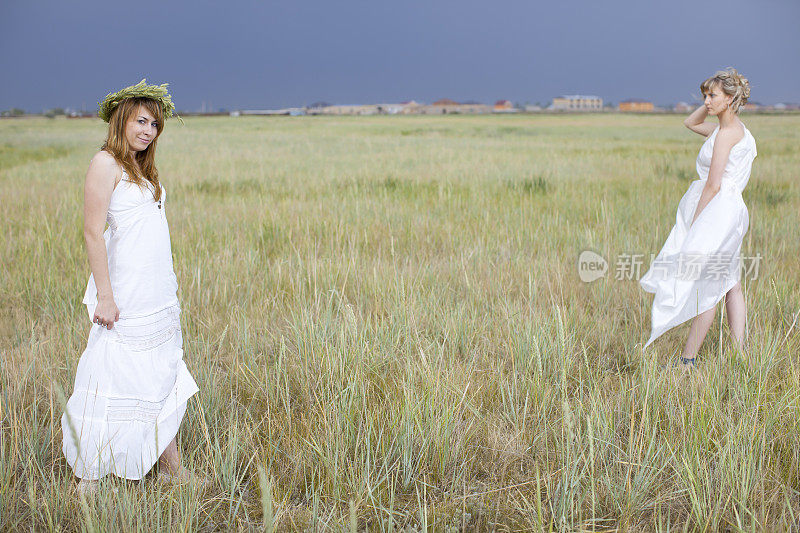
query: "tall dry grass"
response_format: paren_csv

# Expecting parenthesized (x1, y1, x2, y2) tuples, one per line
(1, 113, 799, 530)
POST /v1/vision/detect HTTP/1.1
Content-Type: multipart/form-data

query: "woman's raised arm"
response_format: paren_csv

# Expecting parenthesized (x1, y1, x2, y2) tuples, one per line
(683, 105, 717, 137)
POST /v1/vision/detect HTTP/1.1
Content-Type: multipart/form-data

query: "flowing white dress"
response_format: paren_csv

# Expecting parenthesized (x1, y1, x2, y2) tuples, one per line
(640, 123, 757, 348)
(62, 173, 199, 480)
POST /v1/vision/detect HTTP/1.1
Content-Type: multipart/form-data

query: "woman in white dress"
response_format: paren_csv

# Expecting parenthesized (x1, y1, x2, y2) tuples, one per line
(640, 68, 756, 368)
(61, 81, 199, 493)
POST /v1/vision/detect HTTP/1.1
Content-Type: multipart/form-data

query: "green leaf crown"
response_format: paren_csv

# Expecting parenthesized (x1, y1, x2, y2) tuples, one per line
(98, 79, 177, 123)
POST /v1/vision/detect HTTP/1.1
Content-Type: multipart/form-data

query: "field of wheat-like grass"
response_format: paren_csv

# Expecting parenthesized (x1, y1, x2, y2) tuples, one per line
(1, 113, 799, 531)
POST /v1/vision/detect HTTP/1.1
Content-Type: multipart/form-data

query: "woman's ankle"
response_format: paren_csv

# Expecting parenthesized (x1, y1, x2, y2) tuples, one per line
(159, 456, 181, 474)
(731, 336, 746, 352)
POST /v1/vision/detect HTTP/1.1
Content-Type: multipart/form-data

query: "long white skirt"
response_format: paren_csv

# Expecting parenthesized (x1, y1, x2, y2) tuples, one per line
(640, 180, 748, 348)
(61, 306, 199, 480)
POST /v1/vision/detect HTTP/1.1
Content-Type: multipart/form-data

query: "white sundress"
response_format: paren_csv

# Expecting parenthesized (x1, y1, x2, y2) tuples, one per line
(62, 172, 199, 480)
(640, 123, 757, 348)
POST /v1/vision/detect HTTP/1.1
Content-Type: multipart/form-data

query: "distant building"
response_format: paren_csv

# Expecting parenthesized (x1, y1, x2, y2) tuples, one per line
(375, 103, 406, 114)
(398, 101, 422, 114)
(318, 102, 432, 115)
(239, 108, 306, 116)
(418, 99, 491, 114)
(426, 98, 461, 114)
(249, 99, 502, 116)
(524, 104, 543, 112)
(619, 99, 654, 112)
(65, 109, 96, 118)
(493, 100, 516, 113)
(314, 104, 381, 115)
(674, 102, 694, 113)
(551, 95, 603, 111)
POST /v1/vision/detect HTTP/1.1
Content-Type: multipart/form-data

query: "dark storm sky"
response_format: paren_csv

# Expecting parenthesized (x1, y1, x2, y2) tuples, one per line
(1, 0, 798, 112)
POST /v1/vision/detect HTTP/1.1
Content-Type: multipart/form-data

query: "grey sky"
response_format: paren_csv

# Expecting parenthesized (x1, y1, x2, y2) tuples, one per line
(1, 0, 798, 111)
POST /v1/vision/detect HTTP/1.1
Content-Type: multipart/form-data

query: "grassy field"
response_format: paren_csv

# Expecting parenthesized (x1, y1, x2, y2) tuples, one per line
(1, 113, 799, 531)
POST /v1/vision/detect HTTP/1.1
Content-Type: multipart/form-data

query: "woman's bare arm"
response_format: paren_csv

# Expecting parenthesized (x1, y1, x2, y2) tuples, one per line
(683, 105, 717, 137)
(84, 151, 120, 328)
(690, 126, 742, 225)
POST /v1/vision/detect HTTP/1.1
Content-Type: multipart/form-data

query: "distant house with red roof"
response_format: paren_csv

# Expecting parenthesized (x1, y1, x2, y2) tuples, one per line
(419, 98, 490, 114)
(619, 99, 654, 112)
(493, 100, 516, 113)
(432, 98, 460, 106)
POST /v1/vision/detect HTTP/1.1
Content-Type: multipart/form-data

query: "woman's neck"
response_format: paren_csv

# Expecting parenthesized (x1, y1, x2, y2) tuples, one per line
(718, 108, 739, 128)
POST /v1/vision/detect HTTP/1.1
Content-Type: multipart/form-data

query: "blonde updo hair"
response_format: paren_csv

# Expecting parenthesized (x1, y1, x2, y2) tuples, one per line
(701, 67, 750, 114)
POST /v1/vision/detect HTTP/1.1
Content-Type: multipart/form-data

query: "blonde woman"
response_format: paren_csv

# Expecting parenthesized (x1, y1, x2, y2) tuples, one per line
(640, 68, 756, 368)
(61, 81, 199, 493)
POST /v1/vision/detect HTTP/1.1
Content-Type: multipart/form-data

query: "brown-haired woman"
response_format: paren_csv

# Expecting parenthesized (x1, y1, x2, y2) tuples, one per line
(61, 83, 199, 494)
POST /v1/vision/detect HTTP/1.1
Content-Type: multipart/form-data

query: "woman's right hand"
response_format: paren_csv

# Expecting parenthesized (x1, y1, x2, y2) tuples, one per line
(93, 296, 120, 329)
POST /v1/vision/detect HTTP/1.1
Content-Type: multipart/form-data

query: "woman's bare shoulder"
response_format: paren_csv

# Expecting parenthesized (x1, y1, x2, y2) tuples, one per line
(89, 150, 118, 168)
(715, 124, 745, 148)
(87, 151, 122, 185)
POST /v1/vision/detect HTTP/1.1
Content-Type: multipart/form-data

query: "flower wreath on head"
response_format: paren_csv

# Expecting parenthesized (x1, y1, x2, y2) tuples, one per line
(98, 79, 180, 123)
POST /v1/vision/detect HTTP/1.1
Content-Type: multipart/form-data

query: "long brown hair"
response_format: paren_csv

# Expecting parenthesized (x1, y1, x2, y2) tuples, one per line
(101, 97, 165, 201)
